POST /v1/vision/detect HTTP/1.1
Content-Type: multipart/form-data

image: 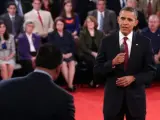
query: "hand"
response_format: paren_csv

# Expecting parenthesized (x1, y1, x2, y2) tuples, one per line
(112, 53, 126, 66)
(4, 57, 10, 61)
(154, 55, 160, 64)
(116, 76, 135, 87)
(91, 52, 98, 58)
(72, 31, 77, 36)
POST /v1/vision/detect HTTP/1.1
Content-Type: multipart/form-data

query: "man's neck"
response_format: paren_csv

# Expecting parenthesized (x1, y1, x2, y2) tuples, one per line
(150, 28, 158, 33)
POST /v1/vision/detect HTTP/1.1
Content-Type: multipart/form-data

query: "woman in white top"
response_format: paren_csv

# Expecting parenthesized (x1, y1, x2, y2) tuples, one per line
(0, 20, 16, 80)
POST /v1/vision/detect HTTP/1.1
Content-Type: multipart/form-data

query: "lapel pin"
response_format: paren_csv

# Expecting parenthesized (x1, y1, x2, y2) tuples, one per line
(136, 44, 138, 46)
(158, 34, 160, 36)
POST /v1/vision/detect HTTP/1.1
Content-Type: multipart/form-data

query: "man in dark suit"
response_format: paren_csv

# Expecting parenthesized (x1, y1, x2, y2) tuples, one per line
(94, 7, 156, 120)
(0, 2, 24, 39)
(5, 0, 32, 15)
(0, 43, 75, 120)
(88, 0, 117, 36)
(126, 0, 147, 30)
(107, 0, 127, 16)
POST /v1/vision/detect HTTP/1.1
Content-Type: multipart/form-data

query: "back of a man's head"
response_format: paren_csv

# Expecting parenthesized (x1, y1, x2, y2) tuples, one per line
(35, 43, 62, 70)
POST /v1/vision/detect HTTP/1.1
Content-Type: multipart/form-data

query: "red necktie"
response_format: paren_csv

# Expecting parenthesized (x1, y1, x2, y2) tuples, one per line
(123, 37, 129, 70)
(37, 11, 43, 27)
(147, 0, 152, 17)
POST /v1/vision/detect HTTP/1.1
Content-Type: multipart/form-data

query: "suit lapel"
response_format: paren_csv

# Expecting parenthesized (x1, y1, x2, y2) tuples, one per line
(24, 33, 31, 51)
(6, 14, 12, 28)
(127, 32, 137, 70)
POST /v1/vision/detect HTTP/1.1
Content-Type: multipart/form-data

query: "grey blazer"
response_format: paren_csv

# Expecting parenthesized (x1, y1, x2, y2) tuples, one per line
(0, 35, 16, 58)
(88, 9, 117, 35)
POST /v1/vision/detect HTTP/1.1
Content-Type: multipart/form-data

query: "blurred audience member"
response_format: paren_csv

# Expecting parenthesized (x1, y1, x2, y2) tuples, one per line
(25, 0, 53, 43)
(137, 0, 160, 19)
(48, 17, 76, 92)
(18, 20, 41, 76)
(126, 0, 147, 30)
(142, 15, 160, 80)
(41, 0, 55, 19)
(0, 2, 23, 39)
(79, 16, 104, 87)
(0, 20, 16, 80)
(88, 0, 117, 36)
(0, 0, 32, 16)
(107, 0, 127, 16)
(61, 0, 80, 40)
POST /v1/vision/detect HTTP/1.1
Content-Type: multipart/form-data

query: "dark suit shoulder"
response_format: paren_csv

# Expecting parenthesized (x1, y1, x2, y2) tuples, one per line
(88, 9, 96, 15)
(105, 9, 116, 14)
(102, 32, 117, 43)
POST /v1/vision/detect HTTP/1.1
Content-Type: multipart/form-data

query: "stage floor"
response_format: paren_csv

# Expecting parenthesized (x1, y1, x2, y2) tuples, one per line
(71, 83, 160, 120)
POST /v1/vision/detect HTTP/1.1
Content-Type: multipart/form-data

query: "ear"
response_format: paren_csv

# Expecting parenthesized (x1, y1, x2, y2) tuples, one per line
(117, 16, 120, 24)
(134, 19, 139, 27)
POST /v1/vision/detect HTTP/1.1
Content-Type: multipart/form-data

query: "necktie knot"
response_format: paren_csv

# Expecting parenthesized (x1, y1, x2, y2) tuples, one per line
(123, 37, 128, 43)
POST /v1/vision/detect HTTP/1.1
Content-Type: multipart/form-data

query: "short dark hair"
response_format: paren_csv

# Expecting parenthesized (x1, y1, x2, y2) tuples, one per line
(7, 2, 17, 9)
(36, 43, 62, 70)
(0, 20, 9, 40)
(119, 7, 138, 18)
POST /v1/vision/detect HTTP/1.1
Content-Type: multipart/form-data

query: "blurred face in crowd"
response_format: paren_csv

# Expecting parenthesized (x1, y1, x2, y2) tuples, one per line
(148, 16, 160, 32)
(126, 0, 137, 8)
(0, 24, 6, 36)
(118, 10, 138, 36)
(32, 0, 41, 11)
(7, 5, 16, 15)
(56, 21, 64, 32)
(86, 18, 95, 29)
(25, 23, 35, 34)
(64, 2, 72, 13)
(97, 0, 105, 12)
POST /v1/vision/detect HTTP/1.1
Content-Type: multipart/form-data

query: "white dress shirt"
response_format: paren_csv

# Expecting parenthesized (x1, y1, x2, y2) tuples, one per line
(97, 11, 105, 30)
(26, 33, 36, 52)
(119, 31, 133, 57)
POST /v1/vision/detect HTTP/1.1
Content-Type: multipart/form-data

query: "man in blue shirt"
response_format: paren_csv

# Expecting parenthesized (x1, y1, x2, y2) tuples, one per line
(142, 15, 160, 81)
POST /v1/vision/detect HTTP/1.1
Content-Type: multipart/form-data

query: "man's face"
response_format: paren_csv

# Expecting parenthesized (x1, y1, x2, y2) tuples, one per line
(126, 1, 137, 8)
(97, 1, 105, 12)
(118, 10, 138, 36)
(148, 17, 159, 31)
(26, 23, 34, 33)
(7, 5, 16, 15)
(32, 0, 41, 10)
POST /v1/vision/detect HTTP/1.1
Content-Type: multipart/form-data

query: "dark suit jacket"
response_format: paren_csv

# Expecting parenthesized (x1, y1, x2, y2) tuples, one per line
(94, 32, 156, 117)
(79, 28, 105, 56)
(17, 33, 41, 60)
(6, 0, 32, 14)
(0, 13, 24, 38)
(88, 9, 117, 35)
(48, 30, 76, 55)
(107, 0, 123, 16)
(0, 72, 75, 120)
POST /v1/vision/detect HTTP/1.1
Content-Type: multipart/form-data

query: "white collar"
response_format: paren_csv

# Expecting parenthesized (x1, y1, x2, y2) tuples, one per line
(26, 33, 32, 37)
(9, 14, 15, 18)
(33, 9, 42, 14)
(119, 31, 133, 42)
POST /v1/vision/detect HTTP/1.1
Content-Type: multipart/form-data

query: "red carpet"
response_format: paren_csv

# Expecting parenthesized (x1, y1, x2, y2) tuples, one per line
(72, 83, 160, 120)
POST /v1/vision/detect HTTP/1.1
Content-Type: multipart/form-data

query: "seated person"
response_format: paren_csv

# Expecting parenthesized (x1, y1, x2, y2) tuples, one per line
(61, 0, 80, 40)
(141, 15, 160, 81)
(79, 16, 105, 86)
(48, 17, 76, 92)
(0, 20, 16, 80)
(17, 20, 41, 76)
